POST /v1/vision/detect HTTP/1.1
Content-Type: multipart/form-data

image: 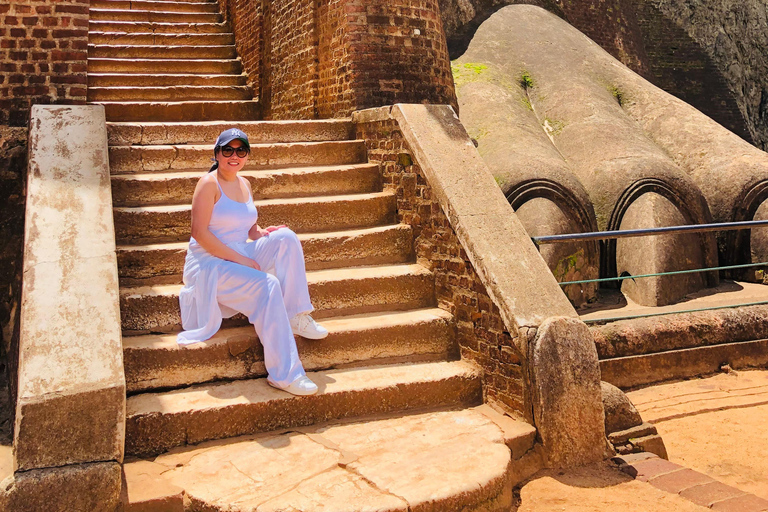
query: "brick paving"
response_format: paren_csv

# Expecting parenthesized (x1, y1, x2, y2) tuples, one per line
(614, 454, 768, 512)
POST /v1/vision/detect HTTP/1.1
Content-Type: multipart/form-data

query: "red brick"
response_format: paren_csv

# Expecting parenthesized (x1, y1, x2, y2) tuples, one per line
(680, 482, 747, 507)
(711, 494, 768, 512)
(648, 468, 715, 494)
(9, 28, 26, 38)
(54, 4, 89, 15)
(618, 455, 681, 481)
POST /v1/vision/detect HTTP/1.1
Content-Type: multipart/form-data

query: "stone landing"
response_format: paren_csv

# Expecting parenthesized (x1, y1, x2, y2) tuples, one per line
(122, 407, 538, 512)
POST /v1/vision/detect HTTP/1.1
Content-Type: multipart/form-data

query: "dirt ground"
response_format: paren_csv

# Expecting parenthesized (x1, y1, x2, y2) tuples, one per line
(515, 461, 707, 511)
(627, 369, 768, 500)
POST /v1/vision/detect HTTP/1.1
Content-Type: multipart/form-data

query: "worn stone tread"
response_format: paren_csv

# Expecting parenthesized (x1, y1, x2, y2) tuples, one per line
(119, 263, 435, 332)
(89, 8, 221, 23)
(88, 32, 235, 46)
(109, 140, 366, 173)
(91, 0, 220, 12)
(111, 163, 381, 206)
(89, 21, 230, 33)
(113, 191, 397, 243)
(123, 307, 456, 392)
(125, 361, 484, 457)
(89, 73, 246, 88)
(116, 224, 413, 283)
(87, 44, 238, 60)
(89, 85, 252, 102)
(126, 408, 535, 511)
(106, 119, 355, 145)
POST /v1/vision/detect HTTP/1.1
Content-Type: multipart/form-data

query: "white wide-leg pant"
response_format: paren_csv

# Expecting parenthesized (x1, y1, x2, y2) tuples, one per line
(216, 228, 314, 387)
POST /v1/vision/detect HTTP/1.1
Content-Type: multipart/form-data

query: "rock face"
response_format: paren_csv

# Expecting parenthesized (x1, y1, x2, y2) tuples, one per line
(646, 0, 768, 149)
(441, 0, 763, 149)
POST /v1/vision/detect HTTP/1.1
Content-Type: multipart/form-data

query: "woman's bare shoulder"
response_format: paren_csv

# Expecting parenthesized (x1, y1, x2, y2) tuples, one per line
(193, 173, 220, 202)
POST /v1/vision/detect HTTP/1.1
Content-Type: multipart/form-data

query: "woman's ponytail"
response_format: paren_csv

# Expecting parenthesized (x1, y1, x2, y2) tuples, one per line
(208, 161, 219, 173)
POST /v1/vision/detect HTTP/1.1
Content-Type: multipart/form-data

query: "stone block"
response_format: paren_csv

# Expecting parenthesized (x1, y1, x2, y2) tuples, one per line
(530, 317, 606, 467)
(679, 481, 746, 507)
(648, 468, 714, 494)
(0, 461, 122, 512)
(632, 434, 668, 460)
(121, 460, 185, 512)
(601, 381, 643, 434)
(15, 105, 125, 471)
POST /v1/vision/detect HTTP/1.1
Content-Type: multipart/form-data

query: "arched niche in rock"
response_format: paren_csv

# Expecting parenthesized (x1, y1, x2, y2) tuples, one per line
(606, 180, 718, 307)
(730, 181, 768, 280)
(507, 179, 599, 308)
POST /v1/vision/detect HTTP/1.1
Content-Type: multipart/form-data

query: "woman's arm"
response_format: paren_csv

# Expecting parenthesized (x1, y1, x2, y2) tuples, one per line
(191, 175, 260, 270)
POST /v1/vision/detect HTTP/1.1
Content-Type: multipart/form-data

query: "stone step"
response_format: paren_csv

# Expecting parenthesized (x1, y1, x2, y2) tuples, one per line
(88, 57, 242, 74)
(88, 85, 252, 102)
(88, 44, 238, 60)
(89, 72, 246, 88)
(89, 8, 221, 23)
(89, 20, 229, 33)
(90, 0, 220, 13)
(89, 31, 235, 46)
(107, 119, 355, 146)
(111, 163, 381, 206)
(117, 224, 414, 284)
(119, 263, 435, 332)
(123, 407, 536, 512)
(125, 361, 482, 457)
(109, 140, 367, 174)
(97, 100, 261, 123)
(123, 308, 455, 393)
(114, 191, 397, 244)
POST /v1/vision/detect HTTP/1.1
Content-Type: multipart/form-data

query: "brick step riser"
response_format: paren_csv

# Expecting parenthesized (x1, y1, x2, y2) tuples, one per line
(113, 193, 397, 244)
(100, 100, 261, 123)
(88, 45, 238, 60)
(117, 226, 413, 283)
(89, 85, 252, 102)
(125, 369, 481, 457)
(90, 74, 246, 88)
(119, 270, 436, 332)
(109, 141, 367, 174)
(89, 32, 235, 46)
(88, 59, 242, 74)
(112, 166, 381, 206)
(107, 120, 355, 146)
(124, 312, 456, 393)
(89, 10, 221, 23)
(90, 0, 221, 13)
(89, 21, 229, 34)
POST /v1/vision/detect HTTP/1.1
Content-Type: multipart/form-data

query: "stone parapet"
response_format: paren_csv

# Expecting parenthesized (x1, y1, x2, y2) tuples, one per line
(13, 105, 124, 480)
(354, 104, 606, 467)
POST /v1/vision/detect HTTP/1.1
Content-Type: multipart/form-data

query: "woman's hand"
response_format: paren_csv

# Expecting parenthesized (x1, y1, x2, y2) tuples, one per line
(264, 225, 287, 233)
(236, 255, 261, 270)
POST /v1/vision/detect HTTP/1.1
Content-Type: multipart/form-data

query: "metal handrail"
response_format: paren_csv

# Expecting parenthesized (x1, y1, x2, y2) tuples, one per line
(533, 219, 768, 245)
(559, 261, 768, 286)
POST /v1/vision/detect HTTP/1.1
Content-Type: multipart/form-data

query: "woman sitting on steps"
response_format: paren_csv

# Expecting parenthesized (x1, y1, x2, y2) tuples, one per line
(176, 128, 327, 396)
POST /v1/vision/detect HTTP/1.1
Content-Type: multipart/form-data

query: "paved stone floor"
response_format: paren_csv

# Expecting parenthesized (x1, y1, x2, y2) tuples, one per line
(628, 369, 768, 500)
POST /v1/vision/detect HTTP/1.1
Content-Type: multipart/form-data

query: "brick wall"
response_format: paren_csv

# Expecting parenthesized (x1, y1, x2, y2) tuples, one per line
(219, 0, 263, 101)
(357, 119, 529, 418)
(629, 0, 751, 141)
(559, 0, 650, 77)
(222, 0, 457, 119)
(319, 0, 457, 117)
(0, 0, 89, 126)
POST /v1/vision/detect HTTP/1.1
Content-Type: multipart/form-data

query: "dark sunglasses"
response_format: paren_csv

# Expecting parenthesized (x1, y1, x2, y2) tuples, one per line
(220, 145, 250, 158)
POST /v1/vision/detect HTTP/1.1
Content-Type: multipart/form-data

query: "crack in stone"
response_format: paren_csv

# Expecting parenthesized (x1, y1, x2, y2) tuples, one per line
(302, 430, 412, 510)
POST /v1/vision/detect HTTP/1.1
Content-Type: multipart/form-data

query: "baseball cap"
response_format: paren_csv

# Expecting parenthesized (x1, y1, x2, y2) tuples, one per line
(214, 128, 250, 151)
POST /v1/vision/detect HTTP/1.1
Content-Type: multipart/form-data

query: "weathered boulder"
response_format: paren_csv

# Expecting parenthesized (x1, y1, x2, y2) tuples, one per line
(601, 381, 642, 434)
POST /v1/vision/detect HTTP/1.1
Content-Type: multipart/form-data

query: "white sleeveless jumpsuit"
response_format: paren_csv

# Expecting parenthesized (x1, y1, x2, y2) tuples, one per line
(177, 176, 313, 387)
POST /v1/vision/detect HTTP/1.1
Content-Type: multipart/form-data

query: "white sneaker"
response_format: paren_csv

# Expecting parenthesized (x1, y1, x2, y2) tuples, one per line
(267, 375, 319, 396)
(290, 313, 328, 339)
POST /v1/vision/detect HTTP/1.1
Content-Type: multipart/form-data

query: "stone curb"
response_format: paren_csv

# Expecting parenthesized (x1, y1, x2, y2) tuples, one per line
(613, 454, 768, 511)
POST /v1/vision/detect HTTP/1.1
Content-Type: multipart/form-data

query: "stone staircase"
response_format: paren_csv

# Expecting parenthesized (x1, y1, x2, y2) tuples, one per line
(87, 0, 536, 509)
